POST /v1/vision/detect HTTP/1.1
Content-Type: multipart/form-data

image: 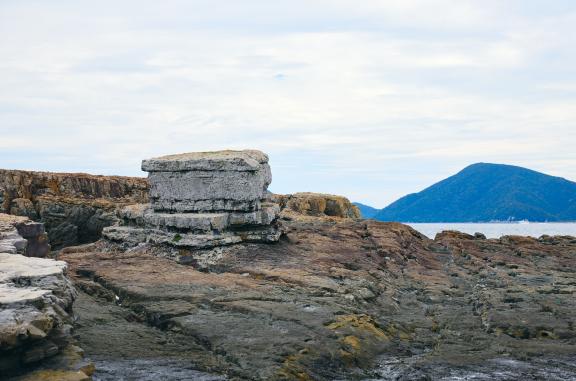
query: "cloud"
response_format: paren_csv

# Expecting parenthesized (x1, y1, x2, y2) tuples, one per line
(0, 0, 575, 206)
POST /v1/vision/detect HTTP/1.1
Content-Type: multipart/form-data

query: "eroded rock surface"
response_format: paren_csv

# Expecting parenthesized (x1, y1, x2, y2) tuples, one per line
(60, 219, 576, 380)
(273, 192, 361, 220)
(0, 169, 148, 249)
(103, 150, 281, 251)
(143, 150, 271, 213)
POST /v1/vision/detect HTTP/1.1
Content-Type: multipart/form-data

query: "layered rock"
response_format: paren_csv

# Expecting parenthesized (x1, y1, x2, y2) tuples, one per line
(103, 150, 281, 251)
(273, 192, 361, 220)
(0, 215, 81, 378)
(143, 150, 271, 213)
(0, 169, 148, 249)
(0, 214, 50, 257)
(61, 218, 576, 380)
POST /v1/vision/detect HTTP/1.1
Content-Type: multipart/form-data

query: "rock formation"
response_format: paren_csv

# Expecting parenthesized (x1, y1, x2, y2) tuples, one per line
(103, 150, 281, 251)
(0, 214, 85, 379)
(273, 192, 361, 220)
(0, 170, 148, 249)
(3, 151, 575, 380)
(143, 150, 272, 213)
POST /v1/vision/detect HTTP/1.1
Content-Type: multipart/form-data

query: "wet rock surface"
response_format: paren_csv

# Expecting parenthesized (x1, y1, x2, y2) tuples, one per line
(60, 219, 576, 380)
(0, 169, 148, 249)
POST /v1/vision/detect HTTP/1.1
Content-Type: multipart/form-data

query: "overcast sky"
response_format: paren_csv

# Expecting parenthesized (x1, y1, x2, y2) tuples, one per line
(1, 1, 575, 207)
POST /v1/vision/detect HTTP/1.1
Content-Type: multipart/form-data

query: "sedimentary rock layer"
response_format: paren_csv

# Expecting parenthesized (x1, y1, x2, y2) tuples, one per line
(103, 203, 281, 251)
(0, 169, 148, 248)
(118, 203, 280, 232)
(0, 224, 78, 377)
(103, 150, 281, 251)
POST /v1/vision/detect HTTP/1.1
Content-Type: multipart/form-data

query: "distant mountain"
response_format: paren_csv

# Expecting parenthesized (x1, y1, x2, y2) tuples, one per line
(353, 202, 379, 219)
(375, 163, 576, 222)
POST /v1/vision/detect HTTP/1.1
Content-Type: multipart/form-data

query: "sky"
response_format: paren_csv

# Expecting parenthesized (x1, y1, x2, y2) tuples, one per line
(1, 1, 575, 207)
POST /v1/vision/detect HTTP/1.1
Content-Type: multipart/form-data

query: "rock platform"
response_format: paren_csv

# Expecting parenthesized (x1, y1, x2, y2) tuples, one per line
(62, 219, 576, 380)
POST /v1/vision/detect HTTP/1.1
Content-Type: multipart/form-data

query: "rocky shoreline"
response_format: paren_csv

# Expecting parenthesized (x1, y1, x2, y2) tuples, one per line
(58, 220, 576, 380)
(1, 150, 575, 380)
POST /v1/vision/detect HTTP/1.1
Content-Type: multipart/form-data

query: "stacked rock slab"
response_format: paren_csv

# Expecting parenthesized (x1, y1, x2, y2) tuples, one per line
(103, 150, 281, 249)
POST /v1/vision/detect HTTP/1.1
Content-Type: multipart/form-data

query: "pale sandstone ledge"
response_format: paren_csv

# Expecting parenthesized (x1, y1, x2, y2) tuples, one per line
(0, 215, 82, 378)
(102, 151, 362, 252)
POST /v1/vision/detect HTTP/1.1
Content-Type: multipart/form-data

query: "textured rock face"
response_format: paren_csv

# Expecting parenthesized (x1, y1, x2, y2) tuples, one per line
(144, 150, 271, 213)
(61, 220, 576, 380)
(103, 150, 280, 252)
(0, 219, 79, 377)
(0, 214, 50, 257)
(273, 192, 361, 220)
(0, 169, 149, 249)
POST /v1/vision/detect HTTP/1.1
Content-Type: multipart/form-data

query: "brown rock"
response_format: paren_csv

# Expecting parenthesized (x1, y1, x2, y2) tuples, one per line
(0, 169, 148, 248)
(60, 217, 576, 380)
(272, 192, 360, 220)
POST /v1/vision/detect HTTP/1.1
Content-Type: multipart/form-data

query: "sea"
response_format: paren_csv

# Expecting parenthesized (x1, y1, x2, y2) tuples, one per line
(406, 222, 576, 239)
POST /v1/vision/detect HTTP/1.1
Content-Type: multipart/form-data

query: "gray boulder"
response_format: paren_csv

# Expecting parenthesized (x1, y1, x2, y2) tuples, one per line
(144, 150, 272, 213)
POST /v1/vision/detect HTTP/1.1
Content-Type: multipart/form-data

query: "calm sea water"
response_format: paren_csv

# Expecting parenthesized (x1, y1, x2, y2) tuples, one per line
(407, 222, 576, 239)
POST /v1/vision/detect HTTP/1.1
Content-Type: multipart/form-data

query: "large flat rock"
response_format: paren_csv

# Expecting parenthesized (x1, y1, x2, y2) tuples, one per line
(0, 253, 68, 283)
(0, 214, 79, 377)
(0, 253, 77, 377)
(142, 150, 269, 172)
(144, 150, 272, 212)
